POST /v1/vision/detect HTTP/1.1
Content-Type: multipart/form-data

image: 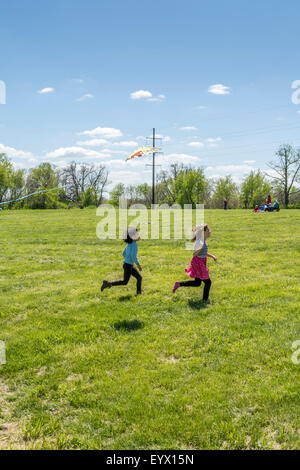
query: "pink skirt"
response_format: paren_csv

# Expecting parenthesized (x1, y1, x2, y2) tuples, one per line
(185, 256, 210, 280)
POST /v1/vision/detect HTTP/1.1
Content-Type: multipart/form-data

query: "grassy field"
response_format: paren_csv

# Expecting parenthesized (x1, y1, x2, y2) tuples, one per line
(0, 208, 299, 450)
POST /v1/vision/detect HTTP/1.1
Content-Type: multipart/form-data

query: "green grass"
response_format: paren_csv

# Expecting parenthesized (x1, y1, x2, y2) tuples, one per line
(0, 208, 299, 449)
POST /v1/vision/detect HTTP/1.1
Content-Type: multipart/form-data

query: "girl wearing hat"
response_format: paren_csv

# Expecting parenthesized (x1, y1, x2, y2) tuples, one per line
(172, 224, 217, 303)
(101, 227, 143, 295)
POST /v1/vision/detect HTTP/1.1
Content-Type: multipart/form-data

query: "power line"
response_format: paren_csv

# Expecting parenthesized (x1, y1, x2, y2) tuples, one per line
(193, 103, 297, 125)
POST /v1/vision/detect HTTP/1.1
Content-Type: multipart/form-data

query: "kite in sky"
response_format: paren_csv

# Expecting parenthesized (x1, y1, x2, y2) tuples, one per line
(126, 147, 160, 161)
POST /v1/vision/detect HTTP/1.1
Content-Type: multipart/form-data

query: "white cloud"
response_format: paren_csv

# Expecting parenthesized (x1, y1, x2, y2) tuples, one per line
(208, 84, 230, 95)
(180, 126, 198, 131)
(243, 160, 256, 164)
(188, 142, 205, 148)
(76, 138, 109, 146)
(187, 137, 221, 148)
(76, 94, 94, 102)
(109, 170, 147, 185)
(205, 137, 222, 143)
(162, 153, 201, 165)
(205, 164, 255, 173)
(45, 146, 112, 161)
(262, 169, 279, 180)
(205, 164, 257, 182)
(102, 148, 128, 155)
(12, 162, 26, 169)
(78, 127, 123, 139)
(130, 90, 152, 100)
(104, 159, 126, 167)
(107, 152, 201, 171)
(148, 94, 166, 102)
(113, 141, 138, 148)
(153, 134, 171, 142)
(196, 106, 207, 110)
(130, 90, 166, 102)
(37, 87, 54, 94)
(0, 143, 35, 161)
(50, 160, 68, 168)
(75, 139, 137, 149)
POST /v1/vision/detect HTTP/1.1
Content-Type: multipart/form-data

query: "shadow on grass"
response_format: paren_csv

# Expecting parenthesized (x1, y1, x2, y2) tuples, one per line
(118, 295, 132, 302)
(188, 299, 208, 310)
(113, 319, 144, 332)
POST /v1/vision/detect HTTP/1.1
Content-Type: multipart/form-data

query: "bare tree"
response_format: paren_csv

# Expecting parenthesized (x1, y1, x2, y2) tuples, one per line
(88, 164, 109, 206)
(60, 162, 109, 206)
(266, 144, 300, 207)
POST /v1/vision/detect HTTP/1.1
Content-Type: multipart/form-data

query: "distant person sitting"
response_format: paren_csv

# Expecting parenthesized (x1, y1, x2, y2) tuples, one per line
(265, 200, 280, 212)
(266, 194, 272, 205)
(252, 205, 261, 212)
(223, 198, 228, 210)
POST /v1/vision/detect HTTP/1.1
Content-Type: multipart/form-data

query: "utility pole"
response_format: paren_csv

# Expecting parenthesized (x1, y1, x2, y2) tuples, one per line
(145, 128, 162, 206)
(152, 127, 156, 205)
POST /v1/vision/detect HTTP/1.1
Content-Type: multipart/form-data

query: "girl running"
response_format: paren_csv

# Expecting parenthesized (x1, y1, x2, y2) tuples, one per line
(172, 224, 217, 303)
(101, 227, 143, 295)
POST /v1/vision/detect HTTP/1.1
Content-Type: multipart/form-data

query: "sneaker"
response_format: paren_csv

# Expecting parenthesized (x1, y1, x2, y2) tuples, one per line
(101, 280, 111, 292)
(172, 281, 180, 293)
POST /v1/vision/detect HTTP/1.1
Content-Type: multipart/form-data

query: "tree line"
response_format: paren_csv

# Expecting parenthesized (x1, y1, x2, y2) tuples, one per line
(1, 144, 299, 209)
(0, 156, 108, 209)
(109, 144, 300, 209)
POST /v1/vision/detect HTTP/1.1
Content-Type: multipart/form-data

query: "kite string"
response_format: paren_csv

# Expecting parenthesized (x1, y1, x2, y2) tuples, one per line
(0, 187, 60, 206)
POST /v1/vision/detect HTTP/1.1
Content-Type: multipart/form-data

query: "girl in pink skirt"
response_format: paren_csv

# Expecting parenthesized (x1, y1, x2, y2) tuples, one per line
(173, 224, 217, 303)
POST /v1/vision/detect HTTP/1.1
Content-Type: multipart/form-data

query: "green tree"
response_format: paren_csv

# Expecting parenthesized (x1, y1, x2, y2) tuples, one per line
(9, 169, 26, 208)
(212, 175, 239, 208)
(109, 183, 125, 206)
(157, 164, 185, 205)
(82, 187, 97, 207)
(26, 162, 59, 209)
(0, 154, 13, 203)
(174, 168, 207, 208)
(136, 183, 152, 207)
(240, 170, 271, 208)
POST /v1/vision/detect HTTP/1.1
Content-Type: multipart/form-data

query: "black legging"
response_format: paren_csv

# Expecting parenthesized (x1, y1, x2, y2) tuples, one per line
(179, 278, 211, 301)
(110, 263, 142, 294)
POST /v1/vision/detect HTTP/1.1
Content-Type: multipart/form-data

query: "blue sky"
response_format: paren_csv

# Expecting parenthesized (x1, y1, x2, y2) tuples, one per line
(1, 0, 300, 189)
